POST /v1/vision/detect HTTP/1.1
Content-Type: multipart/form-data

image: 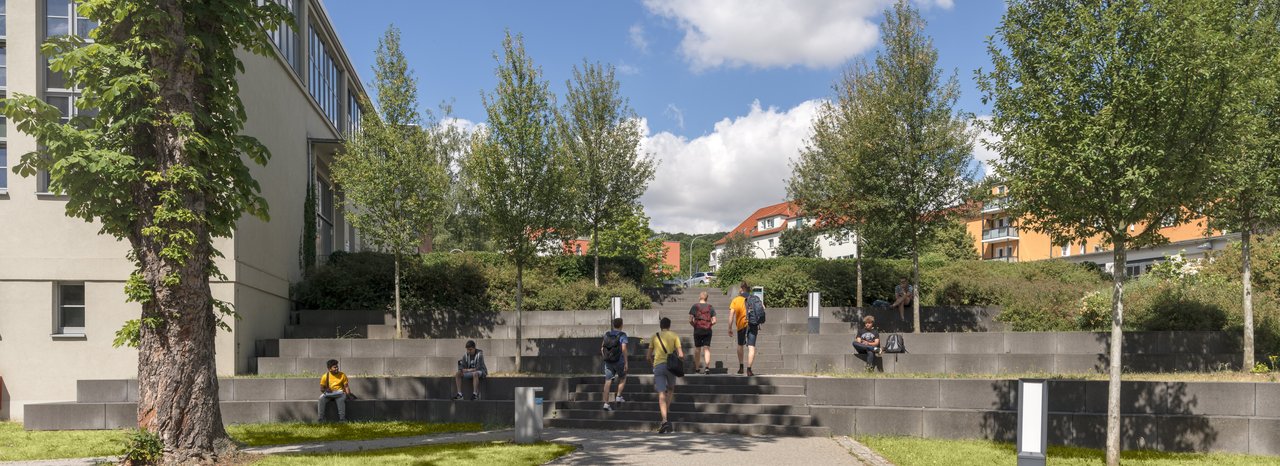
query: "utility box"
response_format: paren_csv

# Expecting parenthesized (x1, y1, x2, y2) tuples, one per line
(514, 386, 544, 444)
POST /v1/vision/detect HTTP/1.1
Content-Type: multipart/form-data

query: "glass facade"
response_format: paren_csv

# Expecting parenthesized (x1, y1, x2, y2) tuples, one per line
(346, 90, 361, 135)
(308, 26, 340, 126)
(264, 0, 299, 72)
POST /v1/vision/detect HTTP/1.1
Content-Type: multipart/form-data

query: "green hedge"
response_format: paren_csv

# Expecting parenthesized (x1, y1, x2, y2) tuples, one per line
(291, 251, 651, 312)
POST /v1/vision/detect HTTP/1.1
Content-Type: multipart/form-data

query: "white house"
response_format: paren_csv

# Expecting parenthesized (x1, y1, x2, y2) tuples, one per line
(708, 201, 858, 270)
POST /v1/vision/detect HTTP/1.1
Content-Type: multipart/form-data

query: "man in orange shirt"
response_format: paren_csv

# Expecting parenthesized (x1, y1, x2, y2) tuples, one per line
(318, 359, 350, 422)
(726, 282, 757, 376)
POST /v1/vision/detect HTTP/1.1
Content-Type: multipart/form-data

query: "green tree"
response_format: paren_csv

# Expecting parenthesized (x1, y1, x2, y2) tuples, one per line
(462, 32, 574, 369)
(594, 205, 666, 280)
(330, 26, 460, 339)
(1201, 4, 1280, 370)
(717, 231, 754, 267)
(922, 220, 978, 261)
(979, 1, 1256, 463)
(804, 1, 977, 331)
(557, 61, 656, 286)
(1, 0, 288, 461)
(776, 226, 821, 258)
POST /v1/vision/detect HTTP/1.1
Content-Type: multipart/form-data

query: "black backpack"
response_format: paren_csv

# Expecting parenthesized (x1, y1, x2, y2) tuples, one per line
(746, 294, 766, 325)
(602, 331, 623, 363)
(883, 333, 907, 353)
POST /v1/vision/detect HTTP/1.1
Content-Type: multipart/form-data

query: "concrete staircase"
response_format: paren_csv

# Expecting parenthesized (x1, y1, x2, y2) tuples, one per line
(548, 375, 831, 436)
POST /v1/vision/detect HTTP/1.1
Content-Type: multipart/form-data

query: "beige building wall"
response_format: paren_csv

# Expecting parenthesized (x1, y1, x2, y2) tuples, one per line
(0, 0, 367, 420)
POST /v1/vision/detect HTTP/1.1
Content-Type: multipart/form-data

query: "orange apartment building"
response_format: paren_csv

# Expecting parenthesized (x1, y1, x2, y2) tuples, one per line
(563, 238, 683, 274)
(966, 186, 1238, 277)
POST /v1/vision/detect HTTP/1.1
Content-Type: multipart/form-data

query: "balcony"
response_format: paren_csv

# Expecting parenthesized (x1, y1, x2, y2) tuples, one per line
(984, 256, 1019, 263)
(982, 227, 1019, 242)
(981, 197, 1009, 213)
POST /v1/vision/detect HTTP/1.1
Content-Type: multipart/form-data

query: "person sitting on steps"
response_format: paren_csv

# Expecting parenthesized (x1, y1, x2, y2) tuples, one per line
(891, 277, 915, 321)
(317, 359, 350, 422)
(452, 340, 487, 400)
(851, 316, 882, 372)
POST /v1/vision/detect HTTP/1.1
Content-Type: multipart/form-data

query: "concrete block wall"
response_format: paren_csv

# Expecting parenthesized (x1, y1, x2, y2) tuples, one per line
(803, 378, 1280, 456)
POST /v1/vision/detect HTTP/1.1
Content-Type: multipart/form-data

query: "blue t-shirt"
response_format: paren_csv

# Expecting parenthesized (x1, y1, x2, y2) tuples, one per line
(605, 329, 628, 346)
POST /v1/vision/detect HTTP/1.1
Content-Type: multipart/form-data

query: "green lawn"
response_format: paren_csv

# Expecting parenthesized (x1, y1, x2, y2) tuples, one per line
(0, 421, 485, 461)
(860, 436, 1280, 466)
(253, 441, 575, 466)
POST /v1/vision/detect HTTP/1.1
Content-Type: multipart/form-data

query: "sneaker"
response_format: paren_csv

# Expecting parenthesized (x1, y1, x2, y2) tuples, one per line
(659, 421, 673, 433)
(615, 395, 626, 403)
(747, 367, 755, 377)
(471, 393, 480, 401)
(737, 364, 744, 375)
(876, 347, 884, 355)
(451, 393, 464, 400)
(603, 403, 613, 412)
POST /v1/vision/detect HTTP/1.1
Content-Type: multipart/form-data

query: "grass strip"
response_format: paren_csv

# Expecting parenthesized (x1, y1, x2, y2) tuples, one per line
(253, 441, 575, 465)
(859, 436, 1280, 466)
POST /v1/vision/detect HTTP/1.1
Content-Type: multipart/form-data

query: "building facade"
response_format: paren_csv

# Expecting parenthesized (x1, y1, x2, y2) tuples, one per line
(965, 186, 1235, 276)
(0, 0, 367, 420)
(709, 201, 858, 270)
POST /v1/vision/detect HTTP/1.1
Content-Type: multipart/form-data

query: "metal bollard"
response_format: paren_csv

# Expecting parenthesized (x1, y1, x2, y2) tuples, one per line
(807, 291, 821, 334)
(514, 386, 544, 444)
(610, 296, 622, 320)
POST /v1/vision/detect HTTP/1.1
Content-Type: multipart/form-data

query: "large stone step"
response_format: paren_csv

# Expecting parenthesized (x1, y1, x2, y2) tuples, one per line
(571, 383, 805, 396)
(545, 418, 831, 437)
(566, 391, 808, 405)
(555, 400, 813, 416)
(553, 409, 819, 427)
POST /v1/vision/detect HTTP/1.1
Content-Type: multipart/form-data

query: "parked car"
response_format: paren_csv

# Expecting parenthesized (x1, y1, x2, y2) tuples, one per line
(682, 271, 716, 287)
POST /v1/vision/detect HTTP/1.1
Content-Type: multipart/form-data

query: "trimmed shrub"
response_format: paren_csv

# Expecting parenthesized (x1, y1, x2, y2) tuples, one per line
(291, 251, 396, 310)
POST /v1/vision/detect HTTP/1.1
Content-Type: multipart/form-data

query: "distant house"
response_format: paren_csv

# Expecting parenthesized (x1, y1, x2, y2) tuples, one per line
(559, 238, 682, 273)
(709, 201, 858, 270)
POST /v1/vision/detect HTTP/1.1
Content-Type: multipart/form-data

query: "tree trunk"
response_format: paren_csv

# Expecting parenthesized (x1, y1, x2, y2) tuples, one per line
(1105, 240, 1127, 466)
(135, 3, 232, 462)
(515, 262, 524, 371)
(593, 229, 600, 287)
(394, 251, 402, 339)
(1243, 228, 1254, 370)
(911, 238, 921, 334)
(855, 233, 864, 308)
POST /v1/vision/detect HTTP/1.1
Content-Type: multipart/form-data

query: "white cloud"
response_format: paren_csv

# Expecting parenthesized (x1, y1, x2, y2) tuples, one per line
(442, 117, 483, 135)
(972, 115, 1001, 176)
(663, 104, 685, 130)
(640, 100, 822, 233)
(642, 0, 954, 71)
(617, 62, 641, 75)
(629, 24, 649, 53)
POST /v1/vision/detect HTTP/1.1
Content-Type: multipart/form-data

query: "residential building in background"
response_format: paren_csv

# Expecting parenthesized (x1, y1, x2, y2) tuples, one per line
(709, 201, 858, 270)
(965, 185, 1236, 276)
(0, 0, 368, 420)
(562, 238, 682, 273)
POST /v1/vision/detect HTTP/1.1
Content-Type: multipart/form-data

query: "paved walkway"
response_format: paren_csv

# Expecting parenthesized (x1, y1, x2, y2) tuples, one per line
(2, 428, 891, 466)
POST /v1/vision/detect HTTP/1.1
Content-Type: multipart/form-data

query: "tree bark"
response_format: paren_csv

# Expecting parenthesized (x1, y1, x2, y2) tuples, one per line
(1243, 228, 1254, 370)
(1106, 240, 1127, 466)
(394, 251, 402, 339)
(134, 2, 233, 462)
(515, 262, 524, 371)
(593, 229, 600, 287)
(911, 238, 921, 334)
(855, 233, 864, 308)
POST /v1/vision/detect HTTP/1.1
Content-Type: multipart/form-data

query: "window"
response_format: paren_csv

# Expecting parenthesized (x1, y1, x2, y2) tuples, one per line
(1160, 214, 1177, 228)
(0, 0, 7, 38)
(45, 0, 98, 90)
(0, 145, 7, 191)
(55, 282, 85, 334)
(997, 247, 1005, 258)
(1, 44, 7, 89)
(1061, 245, 1070, 257)
(308, 26, 341, 126)
(767, 238, 774, 248)
(263, 0, 299, 72)
(346, 89, 361, 135)
(1080, 243, 1086, 255)
(317, 177, 334, 259)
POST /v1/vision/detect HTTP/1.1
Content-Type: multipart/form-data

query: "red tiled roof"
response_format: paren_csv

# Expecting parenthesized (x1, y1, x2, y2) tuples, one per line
(715, 201, 801, 245)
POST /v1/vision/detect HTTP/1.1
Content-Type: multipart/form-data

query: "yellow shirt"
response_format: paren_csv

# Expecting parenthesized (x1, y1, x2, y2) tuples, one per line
(321, 371, 348, 392)
(650, 330, 681, 367)
(729, 295, 747, 331)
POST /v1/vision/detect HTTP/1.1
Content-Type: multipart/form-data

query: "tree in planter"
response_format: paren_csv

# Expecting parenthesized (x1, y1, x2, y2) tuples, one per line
(1200, 7, 1280, 370)
(557, 61, 655, 286)
(980, 1, 1258, 463)
(716, 231, 754, 267)
(330, 26, 460, 339)
(776, 226, 821, 258)
(1, 0, 288, 461)
(462, 32, 575, 370)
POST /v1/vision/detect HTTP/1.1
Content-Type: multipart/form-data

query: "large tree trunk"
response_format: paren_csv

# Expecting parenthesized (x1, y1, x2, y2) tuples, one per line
(1105, 240, 1127, 466)
(394, 251, 402, 339)
(1243, 228, 1254, 370)
(855, 233, 864, 308)
(516, 263, 524, 371)
(135, 3, 232, 462)
(911, 238, 921, 334)
(593, 229, 600, 287)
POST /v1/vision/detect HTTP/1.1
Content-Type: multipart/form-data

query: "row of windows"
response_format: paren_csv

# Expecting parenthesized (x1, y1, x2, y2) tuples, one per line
(308, 27, 340, 127)
(263, 0, 300, 73)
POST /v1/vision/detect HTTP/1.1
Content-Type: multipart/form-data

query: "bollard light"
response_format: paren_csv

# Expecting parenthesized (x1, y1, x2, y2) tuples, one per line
(807, 292, 820, 318)
(610, 296, 622, 319)
(1017, 379, 1048, 466)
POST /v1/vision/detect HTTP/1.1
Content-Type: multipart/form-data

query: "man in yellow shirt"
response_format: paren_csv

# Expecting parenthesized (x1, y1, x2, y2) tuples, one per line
(647, 317, 684, 433)
(318, 359, 350, 422)
(727, 282, 758, 376)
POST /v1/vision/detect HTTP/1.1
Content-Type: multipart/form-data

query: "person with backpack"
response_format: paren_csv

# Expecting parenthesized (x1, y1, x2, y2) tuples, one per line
(601, 317, 629, 411)
(647, 317, 684, 433)
(687, 291, 717, 374)
(728, 282, 765, 376)
(851, 315, 882, 372)
(452, 340, 487, 400)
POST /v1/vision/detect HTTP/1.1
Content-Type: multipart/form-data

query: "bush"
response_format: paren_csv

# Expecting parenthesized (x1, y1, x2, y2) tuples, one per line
(715, 257, 916, 306)
(120, 429, 162, 465)
(930, 259, 1109, 331)
(292, 251, 396, 310)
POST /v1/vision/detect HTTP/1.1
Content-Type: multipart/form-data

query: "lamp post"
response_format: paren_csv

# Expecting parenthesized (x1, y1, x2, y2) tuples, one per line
(687, 236, 701, 277)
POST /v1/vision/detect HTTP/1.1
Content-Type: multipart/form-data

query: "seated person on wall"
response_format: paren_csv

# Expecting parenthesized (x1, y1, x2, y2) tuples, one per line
(452, 340, 488, 400)
(891, 277, 915, 320)
(851, 316, 882, 372)
(318, 359, 351, 422)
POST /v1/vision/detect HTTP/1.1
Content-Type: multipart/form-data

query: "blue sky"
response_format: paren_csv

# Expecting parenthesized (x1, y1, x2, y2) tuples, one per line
(325, 0, 1006, 233)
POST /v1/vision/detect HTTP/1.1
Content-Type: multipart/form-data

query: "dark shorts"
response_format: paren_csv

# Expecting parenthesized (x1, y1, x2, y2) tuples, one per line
(693, 332, 712, 347)
(460, 370, 487, 379)
(736, 327, 758, 347)
(603, 360, 626, 380)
